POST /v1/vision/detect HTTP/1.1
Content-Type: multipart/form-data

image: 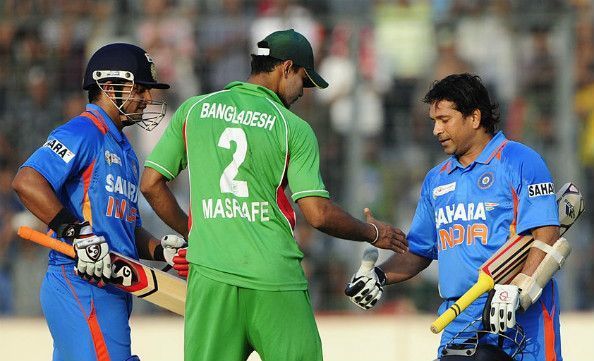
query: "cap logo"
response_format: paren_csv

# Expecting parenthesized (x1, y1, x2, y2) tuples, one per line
(256, 47, 271, 56)
(144, 53, 154, 63)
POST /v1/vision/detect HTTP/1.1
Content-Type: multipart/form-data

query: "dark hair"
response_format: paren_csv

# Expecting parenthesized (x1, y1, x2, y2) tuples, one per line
(87, 84, 101, 102)
(423, 73, 500, 134)
(250, 55, 300, 75)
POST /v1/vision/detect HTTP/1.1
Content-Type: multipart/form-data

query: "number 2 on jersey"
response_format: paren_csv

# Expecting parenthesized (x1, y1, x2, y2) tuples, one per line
(218, 128, 249, 197)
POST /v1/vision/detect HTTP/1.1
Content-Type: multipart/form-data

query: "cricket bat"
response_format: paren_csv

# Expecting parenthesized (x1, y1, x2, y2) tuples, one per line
(18, 226, 186, 316)
(430, 182, 584, 334)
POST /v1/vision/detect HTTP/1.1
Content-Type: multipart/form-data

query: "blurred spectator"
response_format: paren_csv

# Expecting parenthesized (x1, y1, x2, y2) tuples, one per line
(250, 0, 323, 56)
(0, 156, 21, 315)
(454, 0, 517, 108)
(506, 25, 556, 151)
(51, 19, 89, 95)
(6, 66, 62, 162)
(61, 92, 87, 120)
(410, 23, 474, 146)
(373, 0, 435, 145)
(198, 0, 251, 92)
(0, 21, 16, 116)
(316, 25, 385, 137)
(135, 0, 199, 107)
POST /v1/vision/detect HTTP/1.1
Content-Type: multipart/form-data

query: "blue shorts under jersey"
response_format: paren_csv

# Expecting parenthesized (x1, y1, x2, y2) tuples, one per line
(407, 132, 561, 360)
(21, 104, 142, 361)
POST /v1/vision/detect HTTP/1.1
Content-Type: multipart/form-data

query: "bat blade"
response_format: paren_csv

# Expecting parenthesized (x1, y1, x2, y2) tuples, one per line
(18, 226, 186, 316)
(430, 182, 583, 333)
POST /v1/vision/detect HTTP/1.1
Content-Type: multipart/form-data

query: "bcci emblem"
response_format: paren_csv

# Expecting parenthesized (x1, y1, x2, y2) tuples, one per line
(478, 172, 494, 190)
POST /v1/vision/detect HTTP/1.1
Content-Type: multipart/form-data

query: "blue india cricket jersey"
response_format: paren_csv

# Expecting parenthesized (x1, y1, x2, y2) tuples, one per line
(408, 131, 559, 298)
(22, 104, 142, 265)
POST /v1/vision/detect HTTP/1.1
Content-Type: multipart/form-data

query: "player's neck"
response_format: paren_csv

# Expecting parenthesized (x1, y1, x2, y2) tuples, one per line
(247, 71, 281, 94)
(93, 99, 124, 131)
(458, 132, 493, 167)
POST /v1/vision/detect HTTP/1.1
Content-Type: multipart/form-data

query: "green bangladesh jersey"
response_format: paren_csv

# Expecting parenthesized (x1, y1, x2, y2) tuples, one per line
(145, 82, 329, 290)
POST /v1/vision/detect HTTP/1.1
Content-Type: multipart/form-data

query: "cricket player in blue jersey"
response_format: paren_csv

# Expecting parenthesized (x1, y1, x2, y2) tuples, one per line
(346, 73, 565, 361)
(12, 43, 187, 361)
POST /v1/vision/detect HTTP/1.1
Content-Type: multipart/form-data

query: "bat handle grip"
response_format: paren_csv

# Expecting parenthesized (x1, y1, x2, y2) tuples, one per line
(430, 271, 495, 334)
(17, 226, 76, 258)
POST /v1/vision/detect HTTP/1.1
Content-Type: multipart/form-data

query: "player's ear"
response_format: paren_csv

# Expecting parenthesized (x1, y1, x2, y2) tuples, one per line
(282, 60, 293, 77)
(471, 109, 482, 129)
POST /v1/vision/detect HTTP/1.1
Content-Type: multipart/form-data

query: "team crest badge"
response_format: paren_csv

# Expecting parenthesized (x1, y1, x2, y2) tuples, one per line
(478, 172, 494, 190)
(105, 150, 121, 166)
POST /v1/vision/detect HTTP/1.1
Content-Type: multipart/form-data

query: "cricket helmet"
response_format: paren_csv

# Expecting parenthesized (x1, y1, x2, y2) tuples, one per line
(439, 317, 526, 361)
(83, 43, 169, 131)
(83, 43, 169, 90)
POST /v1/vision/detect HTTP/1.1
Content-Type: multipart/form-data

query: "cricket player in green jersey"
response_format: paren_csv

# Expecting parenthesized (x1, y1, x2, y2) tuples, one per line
(140, 29, 407, 361)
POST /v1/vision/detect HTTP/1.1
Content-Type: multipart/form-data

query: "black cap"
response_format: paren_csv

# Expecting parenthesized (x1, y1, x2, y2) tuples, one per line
(256, 29, 328, 89)
(83, 43, 170, 90)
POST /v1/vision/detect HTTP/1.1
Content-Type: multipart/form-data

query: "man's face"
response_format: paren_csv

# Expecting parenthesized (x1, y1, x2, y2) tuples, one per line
(430, 100, 478, 158)
(278, 66, 305, 108)
(121, 83, 152, 122)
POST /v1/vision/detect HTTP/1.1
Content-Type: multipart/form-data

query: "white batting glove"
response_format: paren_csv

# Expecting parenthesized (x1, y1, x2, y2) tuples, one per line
(344, 248, 386, 310)
(161, 235, 187, 267)
(73, 223, 111, 281)
(345, 266, 386, 310)
(485, 284, 520, 333)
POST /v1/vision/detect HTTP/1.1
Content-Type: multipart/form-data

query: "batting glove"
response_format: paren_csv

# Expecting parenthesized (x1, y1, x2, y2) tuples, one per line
(72, 222, 111, 282)
(483, 284, 520, 333)
(161, 235, 188, 278)
(345, 266, 386, 310)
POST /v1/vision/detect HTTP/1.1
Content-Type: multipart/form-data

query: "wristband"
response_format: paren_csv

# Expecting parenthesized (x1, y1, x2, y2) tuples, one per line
(48, 208, 79, 236)
(153, 244, 165, 261)
(368, 223, 379, 244)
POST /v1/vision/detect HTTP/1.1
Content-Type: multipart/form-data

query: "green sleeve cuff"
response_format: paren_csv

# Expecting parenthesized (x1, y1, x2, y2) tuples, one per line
(144, 160, 176, 181)
(291, 189, 330, 202)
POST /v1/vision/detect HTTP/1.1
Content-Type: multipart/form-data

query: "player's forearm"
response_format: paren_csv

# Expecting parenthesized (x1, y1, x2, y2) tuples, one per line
(12, 167, 65, 225)
(145, 192, 188, 238)
(135, 227, 161, 260)
(520, 225, 560, 276)
(380, 252, 432, 285)
(140, 169, 189, 238)
(316, 212, 375, 242)
(298, 197, 375, 242)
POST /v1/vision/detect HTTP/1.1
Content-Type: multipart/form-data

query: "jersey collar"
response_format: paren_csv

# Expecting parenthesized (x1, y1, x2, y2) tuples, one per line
(224, 81, 285, 107)
(447, 131, 508, 173)
(86, 104, 124, 143)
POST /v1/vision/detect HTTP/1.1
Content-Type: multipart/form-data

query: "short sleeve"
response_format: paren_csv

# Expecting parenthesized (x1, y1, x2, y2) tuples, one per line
(407, 176, 438, 260)
(145, 98, 195, 180)
(21, 121, 100, 191)
(510, 146, 559, 234)
(287, 121, 329, 201)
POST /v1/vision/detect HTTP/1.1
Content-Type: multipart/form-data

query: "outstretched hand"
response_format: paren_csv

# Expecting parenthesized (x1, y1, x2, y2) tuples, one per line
(364, 208, 408, 254)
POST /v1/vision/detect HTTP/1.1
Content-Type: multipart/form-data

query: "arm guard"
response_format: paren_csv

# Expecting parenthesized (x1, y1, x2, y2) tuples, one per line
(511, 237, 571, 311)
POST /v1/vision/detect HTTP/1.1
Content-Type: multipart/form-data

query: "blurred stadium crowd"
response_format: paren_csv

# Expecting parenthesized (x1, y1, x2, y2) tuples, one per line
(1, 0, 594, 316)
